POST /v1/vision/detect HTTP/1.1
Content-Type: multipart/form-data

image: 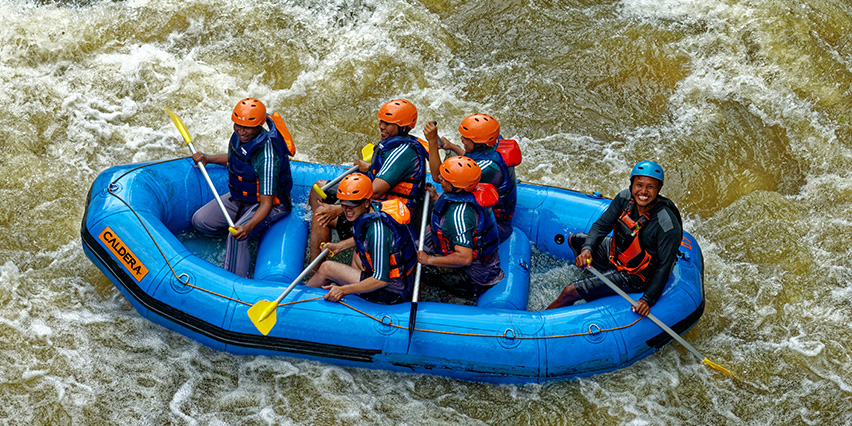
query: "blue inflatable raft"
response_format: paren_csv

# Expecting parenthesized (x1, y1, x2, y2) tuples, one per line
(81, 158, 705, 384)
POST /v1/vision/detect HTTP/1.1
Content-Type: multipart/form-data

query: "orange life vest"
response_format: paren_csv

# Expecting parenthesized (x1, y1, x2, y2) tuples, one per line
(609, 199, 653, 281)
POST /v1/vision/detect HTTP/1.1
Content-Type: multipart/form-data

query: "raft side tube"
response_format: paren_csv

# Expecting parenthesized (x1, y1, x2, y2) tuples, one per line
(399, 302, 546, 381)
(245, 285, 407, 352)
(541, 302, 629, 378)
(476, 227, 531, 310)
(290, 162, 355, 205)
(253, 205, 309, 282)
(513, 183, 611, 261)
(83, 171, 194, 296)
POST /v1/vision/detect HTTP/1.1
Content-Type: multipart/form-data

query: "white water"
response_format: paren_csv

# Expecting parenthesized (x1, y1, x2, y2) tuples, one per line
(1, 0, 851, 424)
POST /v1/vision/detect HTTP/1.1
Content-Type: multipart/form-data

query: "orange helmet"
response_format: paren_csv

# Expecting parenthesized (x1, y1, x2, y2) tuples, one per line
(337, 173, 374, 205)
(377, 99, 417, 128)
(232, 98, 266, 127)
(440, 156, 481, 191)
(458, 113, 500, 146)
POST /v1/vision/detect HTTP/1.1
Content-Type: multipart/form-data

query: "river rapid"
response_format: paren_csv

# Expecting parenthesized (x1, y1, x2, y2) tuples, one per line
(1, 0, 851, 424)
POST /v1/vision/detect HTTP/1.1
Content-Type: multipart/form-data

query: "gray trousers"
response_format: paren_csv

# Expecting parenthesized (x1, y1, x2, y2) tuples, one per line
(191, 193, 290, 277)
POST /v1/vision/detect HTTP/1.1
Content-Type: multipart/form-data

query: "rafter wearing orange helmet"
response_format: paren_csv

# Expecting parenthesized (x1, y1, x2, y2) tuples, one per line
(307, 99, 429, 266)
(414, 156, 504, 299)
(306, 172, 417, 305)
(366, 100, 428, 210)
(423, 115, 519, 242)
(189, 97, 294, 278)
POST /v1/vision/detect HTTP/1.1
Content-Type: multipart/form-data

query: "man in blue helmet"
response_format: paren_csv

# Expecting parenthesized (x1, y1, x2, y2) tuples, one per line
(546, 161, 682, 316)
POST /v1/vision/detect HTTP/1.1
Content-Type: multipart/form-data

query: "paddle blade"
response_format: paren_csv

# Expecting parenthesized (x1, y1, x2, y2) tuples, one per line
(361, 143, 374, 162)
(408, 302, 418, 333)
(166, 108, 193, 145)
(247, 300, 278, 335)
(407, 300, 418, 350)
(703, 357, 733, 375)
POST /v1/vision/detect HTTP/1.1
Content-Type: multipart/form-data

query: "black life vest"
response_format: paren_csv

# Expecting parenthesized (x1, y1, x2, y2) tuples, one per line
(466, 142, 517, 222)
(430, 189, 500, 261)
(368, 135, 428, 210)
(352, 200, 417, 297)
(227, 116, 293, 207)
(609, 198, 654, 281)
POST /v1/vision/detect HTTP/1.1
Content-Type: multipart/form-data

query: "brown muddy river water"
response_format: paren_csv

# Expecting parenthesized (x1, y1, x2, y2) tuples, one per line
(1, 0, 850, 424)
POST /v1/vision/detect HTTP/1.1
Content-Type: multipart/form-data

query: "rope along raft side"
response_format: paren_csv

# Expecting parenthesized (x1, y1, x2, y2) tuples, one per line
(81, 158, 707, 384)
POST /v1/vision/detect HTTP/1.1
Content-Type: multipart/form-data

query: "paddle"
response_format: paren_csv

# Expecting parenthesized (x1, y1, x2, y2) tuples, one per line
(586, 263, 732, 375)
(312, 144, 375, 199)
(166, 108, 237, 235)
(407, 192, 431, 347)
(248, 248, 332, 335)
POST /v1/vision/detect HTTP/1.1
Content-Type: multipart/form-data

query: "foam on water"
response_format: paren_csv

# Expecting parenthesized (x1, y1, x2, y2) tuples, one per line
(2, 0, 852, 424)
(616, 0, 852, 214)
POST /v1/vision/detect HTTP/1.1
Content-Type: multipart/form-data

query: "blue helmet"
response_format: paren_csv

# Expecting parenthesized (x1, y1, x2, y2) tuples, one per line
(630, 161, 664, 185)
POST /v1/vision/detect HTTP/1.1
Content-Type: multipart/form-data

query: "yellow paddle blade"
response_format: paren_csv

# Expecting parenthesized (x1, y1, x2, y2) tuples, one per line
(247, 300, 278, 335)
(166, 108, 193, 145)
(312, 183, 328, 199)
(361, 143, 374, 162)
(703, 357, 733, 375)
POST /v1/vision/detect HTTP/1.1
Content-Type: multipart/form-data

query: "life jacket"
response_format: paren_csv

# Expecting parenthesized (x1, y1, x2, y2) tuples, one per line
(368, 135, 428, 210)
(495, 138, 522, 167)
(352, 200, 417, 294)
(227, 116, 294, 206)
(466, 140, 518, 221)
(609, 193, 684, 282)
(430, 185, 500, 261)
(269, 112, 296, 156)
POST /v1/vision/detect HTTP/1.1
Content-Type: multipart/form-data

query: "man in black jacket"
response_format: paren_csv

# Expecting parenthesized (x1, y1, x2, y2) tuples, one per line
(546, 161, 682, 316)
